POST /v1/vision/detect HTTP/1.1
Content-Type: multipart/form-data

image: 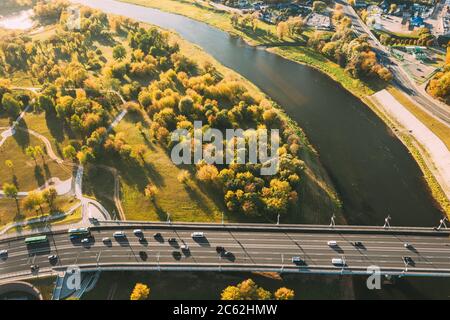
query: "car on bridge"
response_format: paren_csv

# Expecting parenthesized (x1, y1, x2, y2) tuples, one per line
(113, 231, 126, 238)
(191, 232, 205, 238)
(327, 240, 338, 247)
(292, 256, 305, 265)
(332, 258, 346, 267)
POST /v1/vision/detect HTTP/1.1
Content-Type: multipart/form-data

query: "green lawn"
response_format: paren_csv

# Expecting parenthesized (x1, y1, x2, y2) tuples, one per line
(0, 195, 80, 229)
(111, 114, 227, 222)
(0, 129, 72, 192)
(21, 112, 73, 159)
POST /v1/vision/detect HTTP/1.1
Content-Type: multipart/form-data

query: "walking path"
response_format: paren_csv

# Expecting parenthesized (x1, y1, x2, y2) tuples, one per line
(0, 87, 131, 235)
(372, 90, 450, 202)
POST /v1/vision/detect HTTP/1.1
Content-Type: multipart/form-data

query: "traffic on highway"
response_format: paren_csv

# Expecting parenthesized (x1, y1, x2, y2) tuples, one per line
(1, 226, 450, 281)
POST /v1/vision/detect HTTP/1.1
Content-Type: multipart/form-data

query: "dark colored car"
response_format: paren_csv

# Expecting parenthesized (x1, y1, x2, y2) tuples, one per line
(216, 246, 225, 254)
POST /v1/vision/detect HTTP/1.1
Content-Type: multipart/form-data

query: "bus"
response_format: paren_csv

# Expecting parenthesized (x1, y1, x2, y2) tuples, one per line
(24, 235, 48, 245)
(68, 227, 90, 239)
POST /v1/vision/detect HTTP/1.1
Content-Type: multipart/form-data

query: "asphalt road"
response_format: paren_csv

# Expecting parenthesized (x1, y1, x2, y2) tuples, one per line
(1, 226, 450, 280)
(337, 0, 450, 126)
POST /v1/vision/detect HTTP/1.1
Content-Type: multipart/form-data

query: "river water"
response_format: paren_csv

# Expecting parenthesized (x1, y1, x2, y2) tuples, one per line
(58, 0, 450, 299)
(0, 9, 33, 30)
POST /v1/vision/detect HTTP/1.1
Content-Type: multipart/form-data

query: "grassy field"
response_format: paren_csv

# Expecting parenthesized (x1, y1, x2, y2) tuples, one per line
(0, 129, 72, 192)
(82, 165, 118, 219)
(0, 195, 79, 228)
(21, 112, 74, 159)
(388, 87, 450, 151)
(110, 114, 227, 223)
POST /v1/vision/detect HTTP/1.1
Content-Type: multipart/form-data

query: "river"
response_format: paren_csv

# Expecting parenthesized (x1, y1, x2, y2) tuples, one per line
(55, 0, 450, 299)
(0, 9, 33, 30)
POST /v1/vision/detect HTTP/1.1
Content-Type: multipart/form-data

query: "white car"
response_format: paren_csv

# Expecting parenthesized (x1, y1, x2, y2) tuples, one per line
(191, 232, 205, 238)
(327, 241, 338, 247)
(102, 237, 111, 243)
(81, 238, 90, 244)
(291, 256, 304, 264)
(332, 258, 345, 266)
(133, 229, 143, 235)
(113, 231, 126, 238)
(0, 249, 7, 256)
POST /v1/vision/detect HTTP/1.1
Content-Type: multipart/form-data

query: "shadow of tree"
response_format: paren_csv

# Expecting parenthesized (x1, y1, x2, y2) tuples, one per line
(13, 121, 30, 149)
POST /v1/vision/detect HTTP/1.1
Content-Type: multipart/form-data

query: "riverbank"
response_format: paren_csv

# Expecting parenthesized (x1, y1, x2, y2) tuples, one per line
(370, 90, 450, 216)
(120, 0, 385, 99)
(118, 0, 449, 218)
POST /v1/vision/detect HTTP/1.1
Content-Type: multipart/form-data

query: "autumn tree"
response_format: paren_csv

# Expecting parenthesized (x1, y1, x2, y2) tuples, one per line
(42, 187, 58, 211)
(63, 145, 77, 160)
(221, 279, 272, 300)
(130, 283, 150, 300)
(23, 191, 45, 215)
(312, 1, 327, 13)
(276, 21, 289, 40)
(144, 184, 158, 202)
(113, 45, 127, 61)
(274, 287, 295, 300)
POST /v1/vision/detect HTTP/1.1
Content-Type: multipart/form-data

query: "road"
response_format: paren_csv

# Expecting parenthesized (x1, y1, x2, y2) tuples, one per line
(1, 224, 450, 282)
(337, 0, 450, 126)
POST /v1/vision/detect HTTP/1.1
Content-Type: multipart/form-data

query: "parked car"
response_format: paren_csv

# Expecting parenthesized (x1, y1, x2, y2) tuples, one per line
(81, 238, 90, 244)
(48, 255, 57, 262)
(0, 249, 7, 256)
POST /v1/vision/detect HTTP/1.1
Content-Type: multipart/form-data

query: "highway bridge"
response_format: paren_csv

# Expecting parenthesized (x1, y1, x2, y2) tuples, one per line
(0, 222, 450, 283)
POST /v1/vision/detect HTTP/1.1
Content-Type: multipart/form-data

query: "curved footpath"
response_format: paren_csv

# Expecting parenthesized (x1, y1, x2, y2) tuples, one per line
(0, 88, 127, 236)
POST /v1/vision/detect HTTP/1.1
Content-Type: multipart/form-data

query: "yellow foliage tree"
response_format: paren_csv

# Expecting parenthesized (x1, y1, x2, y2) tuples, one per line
(221, 279, 272, 300)
(274, 287, 295, 300)
(130, 283, 150, 300)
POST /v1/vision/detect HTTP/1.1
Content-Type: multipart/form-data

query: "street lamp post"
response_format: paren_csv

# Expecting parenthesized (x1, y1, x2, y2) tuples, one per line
(167, 212, 171, 224)
(329, 214, 336, 228)
(437, 217, 448, 231)
(383, 215, 391, 229)
(277, 214, 280, 225)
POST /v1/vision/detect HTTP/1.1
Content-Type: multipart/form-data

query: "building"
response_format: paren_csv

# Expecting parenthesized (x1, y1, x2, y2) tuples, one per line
(306, 12, 331, 30)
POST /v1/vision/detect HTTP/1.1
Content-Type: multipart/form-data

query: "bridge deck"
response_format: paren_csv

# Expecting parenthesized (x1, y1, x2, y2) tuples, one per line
(1, 223, 449, 282)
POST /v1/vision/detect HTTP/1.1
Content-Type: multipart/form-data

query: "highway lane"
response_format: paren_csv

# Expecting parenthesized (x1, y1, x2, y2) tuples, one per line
(336, 0, 450, 125)
(1, 226, 450, 280)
